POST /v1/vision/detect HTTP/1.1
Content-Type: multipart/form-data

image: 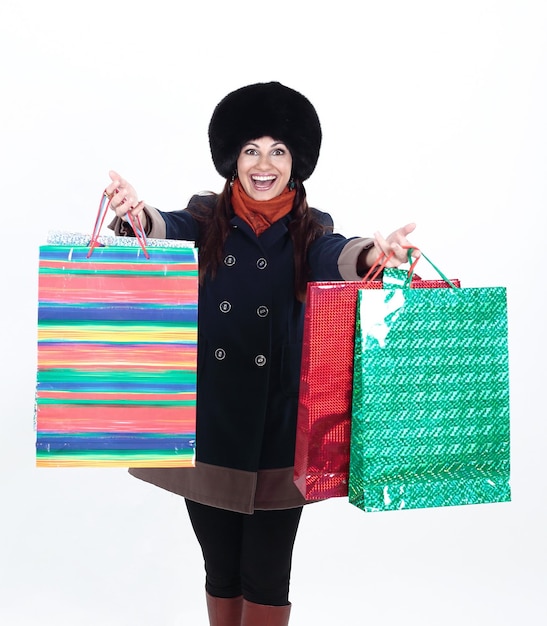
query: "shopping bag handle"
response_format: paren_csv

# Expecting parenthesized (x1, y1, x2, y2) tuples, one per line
(87, 190, 150, 259)
(406, 249, 459, 288)
(362, 247, 458, 288)
(362, 247, 419, 283)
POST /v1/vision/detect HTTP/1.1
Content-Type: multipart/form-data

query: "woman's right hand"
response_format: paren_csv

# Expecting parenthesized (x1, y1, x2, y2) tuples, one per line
(106, 170, 146, 224)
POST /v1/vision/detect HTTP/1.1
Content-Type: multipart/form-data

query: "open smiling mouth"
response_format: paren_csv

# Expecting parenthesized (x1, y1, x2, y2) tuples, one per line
(251, 175, 277, 190)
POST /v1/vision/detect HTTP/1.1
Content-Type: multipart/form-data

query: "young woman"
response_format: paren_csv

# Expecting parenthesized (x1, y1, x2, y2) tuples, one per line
(108, 81, 418, 626)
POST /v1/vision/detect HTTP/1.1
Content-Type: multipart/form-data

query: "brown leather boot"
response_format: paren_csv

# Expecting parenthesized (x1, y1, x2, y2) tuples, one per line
(206, 592, 243, 626)
(241, 599, 291, 626)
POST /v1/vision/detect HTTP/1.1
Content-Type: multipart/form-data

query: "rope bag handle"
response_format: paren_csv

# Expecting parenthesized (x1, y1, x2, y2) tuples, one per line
(87, 190, 149, 259)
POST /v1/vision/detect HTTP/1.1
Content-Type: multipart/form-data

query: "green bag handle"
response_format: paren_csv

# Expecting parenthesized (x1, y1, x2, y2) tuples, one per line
(405, 248, 459, 289)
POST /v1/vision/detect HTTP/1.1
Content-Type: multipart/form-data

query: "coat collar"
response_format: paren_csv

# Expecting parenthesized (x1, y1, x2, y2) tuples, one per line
(230, 213, 291, 247)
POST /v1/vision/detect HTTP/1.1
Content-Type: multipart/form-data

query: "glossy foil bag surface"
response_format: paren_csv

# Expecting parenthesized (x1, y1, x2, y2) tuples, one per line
(349, 269, 511, 512)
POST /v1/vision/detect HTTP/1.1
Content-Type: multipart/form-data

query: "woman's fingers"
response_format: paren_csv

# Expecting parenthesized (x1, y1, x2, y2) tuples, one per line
(110, 190, 131, 216)
(373, 231, 406, 264)
(398, 222, 417, 237)
(373, 223, 420, 267)
(128, 200, 145, 218)
(106, 170, 123, 197)
(105, 171, 141, 217)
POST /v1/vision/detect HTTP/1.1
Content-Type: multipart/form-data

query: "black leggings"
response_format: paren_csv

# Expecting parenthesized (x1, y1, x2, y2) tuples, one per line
(185, 499, 303, 606)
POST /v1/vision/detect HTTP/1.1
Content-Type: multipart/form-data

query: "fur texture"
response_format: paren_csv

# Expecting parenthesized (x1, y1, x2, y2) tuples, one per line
(208, 82, 322, 181)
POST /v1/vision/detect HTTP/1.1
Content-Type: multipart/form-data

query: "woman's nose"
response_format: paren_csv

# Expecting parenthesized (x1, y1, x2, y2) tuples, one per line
(256, 154, 272, 169)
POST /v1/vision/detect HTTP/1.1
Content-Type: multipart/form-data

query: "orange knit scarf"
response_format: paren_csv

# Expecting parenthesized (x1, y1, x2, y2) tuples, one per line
(231, 178, 295, 235)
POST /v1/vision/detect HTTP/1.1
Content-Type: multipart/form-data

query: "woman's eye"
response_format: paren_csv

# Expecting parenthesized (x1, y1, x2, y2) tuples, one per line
(245, 149, 258, 156)
(272, 149, 284, 156)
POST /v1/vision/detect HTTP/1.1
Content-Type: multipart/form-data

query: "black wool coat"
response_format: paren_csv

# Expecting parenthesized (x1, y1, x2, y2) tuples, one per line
(124, 193, 371, 513)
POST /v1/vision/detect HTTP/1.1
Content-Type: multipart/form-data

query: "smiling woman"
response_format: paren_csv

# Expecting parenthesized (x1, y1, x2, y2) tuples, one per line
(106, 81, 419, 626)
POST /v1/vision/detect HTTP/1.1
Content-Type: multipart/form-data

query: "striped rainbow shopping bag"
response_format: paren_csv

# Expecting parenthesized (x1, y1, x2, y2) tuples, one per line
(35, 193, 198, 468)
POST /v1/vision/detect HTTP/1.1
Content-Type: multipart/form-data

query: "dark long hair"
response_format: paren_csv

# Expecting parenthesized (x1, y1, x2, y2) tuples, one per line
(188, 179, 329, 301)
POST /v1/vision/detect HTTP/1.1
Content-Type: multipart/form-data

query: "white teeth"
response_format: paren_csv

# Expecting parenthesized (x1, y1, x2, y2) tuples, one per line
(252, 175, 276, 181)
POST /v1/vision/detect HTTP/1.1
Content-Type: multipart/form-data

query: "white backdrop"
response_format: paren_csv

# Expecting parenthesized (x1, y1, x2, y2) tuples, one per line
(1, 1, 546, 624)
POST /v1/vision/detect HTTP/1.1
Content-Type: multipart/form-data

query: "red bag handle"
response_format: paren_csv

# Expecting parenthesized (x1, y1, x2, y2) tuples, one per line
(87, 190, 149, 259)
(361, 246, 420, 283)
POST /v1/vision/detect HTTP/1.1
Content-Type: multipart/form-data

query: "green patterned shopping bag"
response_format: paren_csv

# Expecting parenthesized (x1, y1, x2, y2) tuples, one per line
(348, 261, 511, 512)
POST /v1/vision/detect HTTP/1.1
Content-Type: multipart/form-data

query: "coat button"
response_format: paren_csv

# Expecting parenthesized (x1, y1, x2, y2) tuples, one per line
(224, 255, 236, 267)
(256, 257, 268, 270)
(215, 348, 226, 360)
(255, 354, 267, 367)
(219, 301, 232, 313)
(257, 305, 269, 318)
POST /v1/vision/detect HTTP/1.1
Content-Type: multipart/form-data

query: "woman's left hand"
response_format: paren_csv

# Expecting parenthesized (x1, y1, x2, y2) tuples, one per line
(367, 222, 420, 268)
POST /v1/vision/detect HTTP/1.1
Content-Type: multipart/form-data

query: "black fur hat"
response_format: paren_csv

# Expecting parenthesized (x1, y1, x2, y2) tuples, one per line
(208, 82, 322, 181)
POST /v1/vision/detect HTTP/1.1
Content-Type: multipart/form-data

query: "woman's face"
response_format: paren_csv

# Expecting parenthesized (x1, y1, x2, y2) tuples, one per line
(236, 136, 292, 201)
